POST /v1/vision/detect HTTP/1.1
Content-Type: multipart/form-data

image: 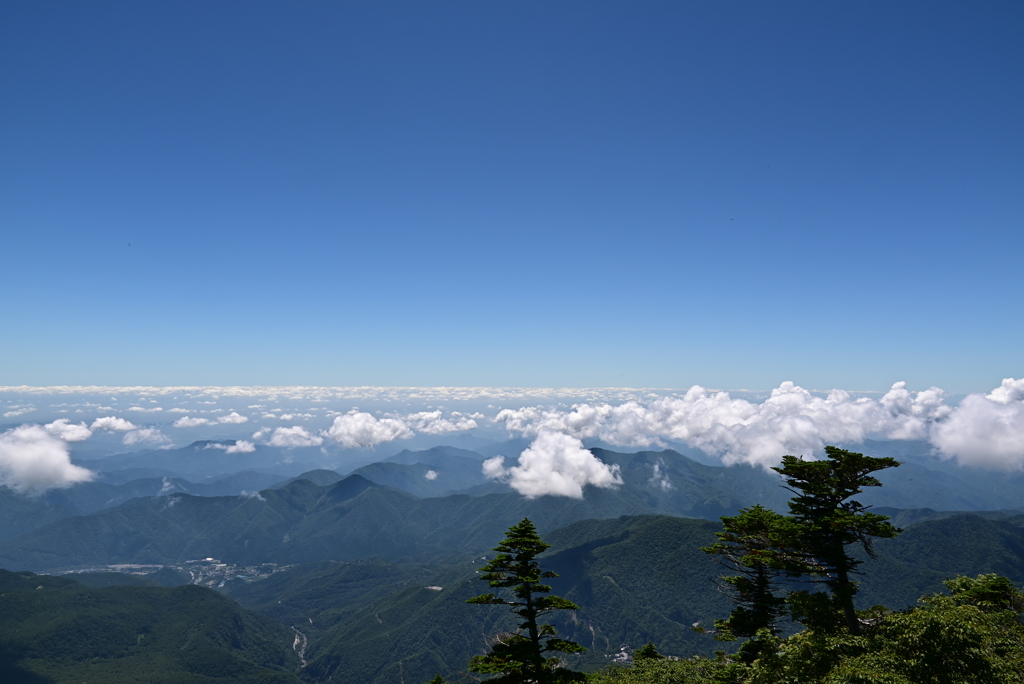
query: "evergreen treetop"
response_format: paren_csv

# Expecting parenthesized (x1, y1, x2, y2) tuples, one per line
(467, 517, 585, 683)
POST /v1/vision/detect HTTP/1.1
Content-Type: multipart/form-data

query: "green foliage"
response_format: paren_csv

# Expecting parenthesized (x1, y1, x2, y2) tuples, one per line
(772, 447, 901, 634)
(701, 505, 796, 657)
(746, 574, 1024, 684)
(424, 675, 450, 684)
(586, 656, 723, 683)
(634, 642, 664, 660)
(468, 518, 586, 683)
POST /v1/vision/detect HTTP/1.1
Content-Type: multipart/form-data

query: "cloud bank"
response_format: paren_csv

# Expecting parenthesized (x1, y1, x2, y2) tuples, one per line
(493, 379, 1024, 471)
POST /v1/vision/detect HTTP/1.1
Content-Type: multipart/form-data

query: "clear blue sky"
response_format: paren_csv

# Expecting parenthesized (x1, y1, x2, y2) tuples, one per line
(2, 1, 1021, 392)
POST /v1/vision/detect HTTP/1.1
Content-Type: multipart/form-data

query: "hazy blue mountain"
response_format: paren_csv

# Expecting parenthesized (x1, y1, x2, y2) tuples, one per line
(0, 471, 288, 542)
(93, 467, 181, 483)
(85, 440, 329, 480)
(351, 447, 490, 496)
(272, 469, 346, 488)
(384, 445, 487, 464)
(8, 445, 1024, 572)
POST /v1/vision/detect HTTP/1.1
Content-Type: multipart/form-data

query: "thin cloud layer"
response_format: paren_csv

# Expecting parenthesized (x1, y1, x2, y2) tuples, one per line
(405, 411, 478, 434)
(269, 426, 323, 448)
(482, 430, 623, 498)
(205, 440, 256, 454)
(173, 416, 213, 428)
(0, 425, 94, 493)
(123, 428, 171, 447)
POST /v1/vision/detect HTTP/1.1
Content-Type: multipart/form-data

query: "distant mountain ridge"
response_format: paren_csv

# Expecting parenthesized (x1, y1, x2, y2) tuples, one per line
(9, 442, 1024, 573)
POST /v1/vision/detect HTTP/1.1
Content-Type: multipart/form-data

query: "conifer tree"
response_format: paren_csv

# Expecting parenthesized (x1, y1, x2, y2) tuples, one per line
(467, 518, 585, 683)
(701, 504, 799, 660)
(773, 446, 901, 634)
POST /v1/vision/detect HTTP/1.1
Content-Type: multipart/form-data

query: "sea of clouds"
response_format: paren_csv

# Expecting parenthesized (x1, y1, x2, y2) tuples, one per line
(1, 379, 1023, 498)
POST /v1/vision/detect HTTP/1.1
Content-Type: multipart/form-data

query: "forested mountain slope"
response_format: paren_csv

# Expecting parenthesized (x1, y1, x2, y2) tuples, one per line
(0, 569, 301, 684)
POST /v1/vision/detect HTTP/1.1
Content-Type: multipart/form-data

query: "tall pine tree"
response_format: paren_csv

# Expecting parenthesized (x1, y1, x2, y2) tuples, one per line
(774, 446, 901, 634)
(467, 518, 585, 683)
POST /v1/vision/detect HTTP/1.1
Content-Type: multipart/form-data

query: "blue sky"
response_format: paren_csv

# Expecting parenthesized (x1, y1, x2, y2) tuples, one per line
(2, 1, 1021, 392)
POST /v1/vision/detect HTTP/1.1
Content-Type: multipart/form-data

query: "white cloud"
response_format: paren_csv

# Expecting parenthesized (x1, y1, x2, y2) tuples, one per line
(252, 427, 271, 440)
(217, 411, 248, 424)
(490, 379, 1024, 472)
(649, 462, 673, 491)
(205, 440, 257, 454)
(0, 425, 94, 493)
(173, 416, 213, 428)
(241, 490, 266, 501)
(226, 440, 256, 453)
(931, 385, 1024, 469)
(44, 419, 93, 442)
(3, 406, 35, 418)
(90, 416, 137, 431)
(270, 426, 323, 448)
(168, 408, 189, 413)
(123, 428, 171, 447)
(127, 406, 163, 413)
(405, 410, 478, 434)
(424, 469, 438, 480)
(323, 412, 412, 449)
(987, 378, 1024, 405)
(482, 431, 623, 499)
(494, 382, 942, 469)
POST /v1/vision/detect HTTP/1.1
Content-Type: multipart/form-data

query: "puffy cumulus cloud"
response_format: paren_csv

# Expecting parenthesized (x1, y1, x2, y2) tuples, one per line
(405, 410, 478, 434)
(492, 379, 1024, 472)
(482, 430, 623, 499)
(90, 416, 137, 431)
(878, 382, 952, 440)
(226, 440, 256, 454)
(495, 381, 966, 469)
(495, 383, 882, 467)
(987, 378, 1024, 405)
(205, 440, 257, 454)
(0, 425, 94, 493)
(44, 419, 93, 442)
(241, 490, 266, 501)
(123, 428, 171, 446)
(323, 412, 413, 449)
(173, 416, 213, 428)
(128, 406, 163, 413)
(252, 427, 271, 440)
(930, 380, 1024, 470)
(269, 426, 323, 448)
(424, 469, 438, 480)
(217, 411, 248, 424)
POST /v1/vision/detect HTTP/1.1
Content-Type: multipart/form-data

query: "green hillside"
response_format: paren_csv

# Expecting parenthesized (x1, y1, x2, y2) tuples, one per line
(0, 569, 302, 684)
